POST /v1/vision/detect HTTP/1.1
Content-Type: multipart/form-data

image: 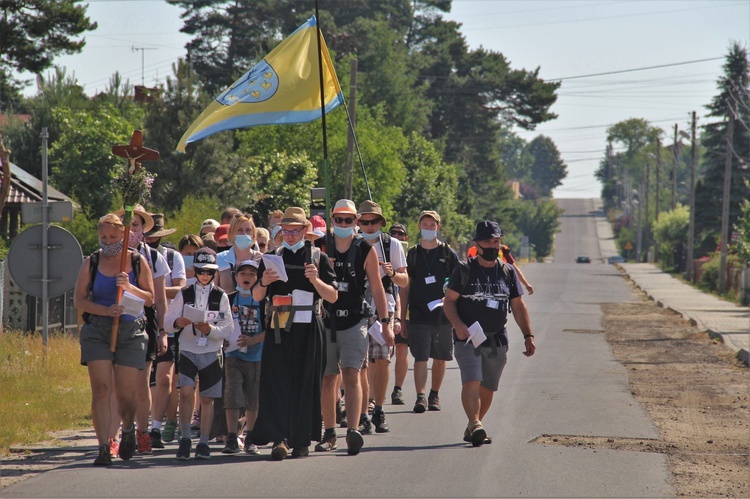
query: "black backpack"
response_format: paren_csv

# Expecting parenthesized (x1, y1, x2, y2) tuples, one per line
(406, 241, 454, 279)
(455, 258, 513, 313)
(82, 250, 141, 324)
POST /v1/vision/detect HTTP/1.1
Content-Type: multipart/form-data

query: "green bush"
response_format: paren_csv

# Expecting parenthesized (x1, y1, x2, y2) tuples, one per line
(698, 256, 719, 292)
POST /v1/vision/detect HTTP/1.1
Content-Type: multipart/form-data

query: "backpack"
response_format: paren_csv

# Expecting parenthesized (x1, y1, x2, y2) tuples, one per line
(455, 258, 513, 314)
(82, 250, 141, 324)
(406, 241, 454, 279)
(177, 283, 225, 336)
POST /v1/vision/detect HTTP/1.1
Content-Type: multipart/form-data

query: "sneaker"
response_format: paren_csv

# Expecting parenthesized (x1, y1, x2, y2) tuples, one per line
(118, 429, 136, 460)
(244, 442, 260, 455)
(469, 421, 486, 447)
(339, 412, 348, 428)
(271, 440, 289, 461)
(150, 428, 164, 449)
(391, 388, 405, 405)
(137, 430, 152, 454)
(108, 438, 119, 459)
(335, 398, 345, 425)
(428, 393, 441, 411)
(195, 442, 211, 459)
(367, 399, 375, 415)
(93, 444, 112, 466)
(162, 420, 177, 443)
(314, 432, 337, 452)
(191, 411, 201, 430)
(346, 429, 364, 456)
(291, 446, 309, 458)
(222, 433, 241, 454)
(358, 414, 373, 435)
(176, 438, 192, 460)
(372, 410, 390, 433)
(413, 394, 427, 413)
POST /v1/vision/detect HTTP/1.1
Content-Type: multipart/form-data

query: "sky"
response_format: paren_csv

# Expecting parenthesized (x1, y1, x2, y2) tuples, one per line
(41, 0, 750, 199)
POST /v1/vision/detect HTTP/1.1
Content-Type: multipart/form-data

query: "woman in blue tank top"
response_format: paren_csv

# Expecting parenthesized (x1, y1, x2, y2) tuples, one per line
(73, 213, 155, 466)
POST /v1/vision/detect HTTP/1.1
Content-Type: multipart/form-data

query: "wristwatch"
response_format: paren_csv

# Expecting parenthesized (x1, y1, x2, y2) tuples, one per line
(379, 317, 390, 323)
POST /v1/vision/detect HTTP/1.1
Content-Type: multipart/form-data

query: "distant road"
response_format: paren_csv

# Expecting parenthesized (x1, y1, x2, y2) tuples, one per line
(2, 198, 673, 498)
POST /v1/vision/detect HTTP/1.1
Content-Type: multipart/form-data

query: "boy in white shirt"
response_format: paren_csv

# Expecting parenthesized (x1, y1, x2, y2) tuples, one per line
(164, 248, 232, 460)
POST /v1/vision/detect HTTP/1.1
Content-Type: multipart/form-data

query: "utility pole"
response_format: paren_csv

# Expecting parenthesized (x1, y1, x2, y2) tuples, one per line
(344, 58, 357, 200)
(655, 137, 661, 262)
(636, 182, 643, 261)
(719, 105, 735, 294)
(644, 160, 650, 260)
(132, 46, 157, 87)
(672, 124, 679, 210)
(686, 111, 697, 282)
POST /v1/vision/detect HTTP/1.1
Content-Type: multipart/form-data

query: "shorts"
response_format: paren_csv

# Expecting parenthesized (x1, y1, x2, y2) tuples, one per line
(80, 315, 147, 370)
(408, 322, 454, 362)
(324, 319, 369, 376)
(395, 327, 408, 345)
(368, 334, 393, 362)
(178, 350, 223, 398)
(144, 306, 158, 362)
(453, 341, 508, 391)
(223, 357, 261, 410)
(154, 336, 176, 365)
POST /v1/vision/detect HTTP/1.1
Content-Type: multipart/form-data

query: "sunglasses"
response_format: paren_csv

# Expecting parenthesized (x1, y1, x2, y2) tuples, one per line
(194, 268, 217, 275)
(358, 219, 382, 226)
(390, 231, 406, 237)
(281, 229, 303, 236)
(334, 217, 356, 225)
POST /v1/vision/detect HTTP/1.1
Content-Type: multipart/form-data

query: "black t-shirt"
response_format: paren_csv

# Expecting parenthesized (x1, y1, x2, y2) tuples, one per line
(256, 246, 337, 320)
(406, 242, 459, 325)
(323, 238, 372, 330)
(447, 257, 522, 347)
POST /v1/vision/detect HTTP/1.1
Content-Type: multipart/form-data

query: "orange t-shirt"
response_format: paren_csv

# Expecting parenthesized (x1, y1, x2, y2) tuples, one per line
(466, 244, 512, 264)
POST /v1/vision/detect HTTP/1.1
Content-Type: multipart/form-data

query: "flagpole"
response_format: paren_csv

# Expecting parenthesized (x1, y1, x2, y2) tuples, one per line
(313, 0, 333, 251)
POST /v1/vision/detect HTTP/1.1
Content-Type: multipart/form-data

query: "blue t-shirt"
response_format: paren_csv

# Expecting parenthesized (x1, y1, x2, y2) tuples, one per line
(92, 269, 139, 322)
(225, 291, 264, 362)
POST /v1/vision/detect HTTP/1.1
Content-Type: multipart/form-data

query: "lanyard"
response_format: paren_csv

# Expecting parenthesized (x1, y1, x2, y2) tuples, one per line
(477, 261, 499, 287)
(420, 245, 440, 276)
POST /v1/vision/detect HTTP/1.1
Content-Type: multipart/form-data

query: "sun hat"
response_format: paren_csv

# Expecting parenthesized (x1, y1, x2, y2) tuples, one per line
(332, 199, 358, 216)
(473, 221, 503, 241)
(115, 204, 154, 233)
(192, 247, 219, 270)
(144, 213, 177, 238)
(358, 200, 386, 224)
(280, 207, 307, 226)
(200, 219, 219, 234)
(418, 210, 441, 224)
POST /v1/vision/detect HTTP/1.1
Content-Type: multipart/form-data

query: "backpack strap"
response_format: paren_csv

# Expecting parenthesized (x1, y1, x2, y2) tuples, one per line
(165, 247, 175, 272)
(379, 233, 395, 296)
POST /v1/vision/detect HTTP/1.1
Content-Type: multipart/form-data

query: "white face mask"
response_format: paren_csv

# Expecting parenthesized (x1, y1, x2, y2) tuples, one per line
(234, 234, 253, 250)
(421, 229, 437, 241)
(235, 284, 253, 296)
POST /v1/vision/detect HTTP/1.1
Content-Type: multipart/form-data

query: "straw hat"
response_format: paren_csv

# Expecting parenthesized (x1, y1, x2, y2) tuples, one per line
(280, 207, 307, 226)
(115, 204, 154, 233)
(144, 214, 176, 238)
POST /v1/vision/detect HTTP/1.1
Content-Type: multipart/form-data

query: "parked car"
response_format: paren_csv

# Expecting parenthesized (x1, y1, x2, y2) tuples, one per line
(575, 256, 591, 264)
(608, 255, 625, 264)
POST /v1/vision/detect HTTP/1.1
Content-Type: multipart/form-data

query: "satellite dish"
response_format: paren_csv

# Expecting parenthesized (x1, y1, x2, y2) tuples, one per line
(8, 225, 83, 298)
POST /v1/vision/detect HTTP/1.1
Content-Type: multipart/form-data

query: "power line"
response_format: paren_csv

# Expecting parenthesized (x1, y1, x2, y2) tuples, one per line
(548, 57, 724, 82)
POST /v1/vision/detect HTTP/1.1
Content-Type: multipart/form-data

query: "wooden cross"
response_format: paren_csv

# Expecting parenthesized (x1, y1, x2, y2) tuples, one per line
(112, 130, 159, 174)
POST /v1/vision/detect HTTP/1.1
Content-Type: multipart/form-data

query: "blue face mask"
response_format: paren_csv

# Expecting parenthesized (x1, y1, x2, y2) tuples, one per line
(333, 226, 354, 238)
(361, 229, 381, 241)
(235, 284, 253, 296)
(233, 234, 253, 250)
(421, 229, 438, 241)
(182, 255, 194, 268)
(283, 239, 305, 252)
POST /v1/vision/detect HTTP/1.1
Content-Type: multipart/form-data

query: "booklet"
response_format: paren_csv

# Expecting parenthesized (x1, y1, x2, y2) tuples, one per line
(261, 254, 289, 282)
(119, 291, 145, 317)
(225, 326, 242, 353)
(368, 320, 387, 346)
(427, 298, 444, 311)
(183, 304, 206, 324)
(465, 321, 487, 348)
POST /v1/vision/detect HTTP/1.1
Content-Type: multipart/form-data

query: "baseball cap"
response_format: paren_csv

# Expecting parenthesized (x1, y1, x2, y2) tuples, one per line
(389, 223, 407, 235)
(418, 210, 441, 224)
(332, 199, 358, 216)
(192, 247, 219, 269)
(310, 215, 327, 238)
(201, 219, 219, 234)
(473, 221, 503, 241)
(214, 224, 230, 244)
(236, 259, 259, 271)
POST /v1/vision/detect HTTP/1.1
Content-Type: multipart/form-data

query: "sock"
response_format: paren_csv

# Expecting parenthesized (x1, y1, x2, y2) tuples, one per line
(152, 420, 162, 431)
(122, 425, 134, 434)
(374, 405, 383, 413)
(180, 422, 191, 440)
(393, 385, 401, 392)
(361, 413, 371, 422)
(430, 389, 439, 398)
(324, 428, 336, 436)
(199, 434, 209, 445)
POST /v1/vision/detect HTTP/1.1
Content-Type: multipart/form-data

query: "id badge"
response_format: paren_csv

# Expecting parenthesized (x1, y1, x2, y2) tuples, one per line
(486, 299, 500, 310)
(425, 275, 436, 285)
(196, 336, 208, 347)
(339, 282, 349, 292)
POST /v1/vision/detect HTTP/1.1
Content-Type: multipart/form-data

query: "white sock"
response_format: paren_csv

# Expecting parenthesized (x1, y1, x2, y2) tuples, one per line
(152, 420, 162, 431)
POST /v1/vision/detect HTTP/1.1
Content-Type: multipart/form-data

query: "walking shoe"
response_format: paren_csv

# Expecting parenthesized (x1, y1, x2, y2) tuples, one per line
(346, 429, 364, 456)
(314, 432, 338, 452)
(428, 392, 441, 411)
(108, 438, 119, 459)
(137, 430, 152, 454)
(291, 446, 309, 458)
(367, 399, 375, 415)
(176, 438, 192, 460)
(191, 411, 201, 430)
(413, 393, 427, 413)
(118, 428, 136, 460)
(149, 428, 164, 449)
(222, 433, 241, 454)
(372, 410, 390, 433)
(358, 414, 373, 435)
(162, 420, 177, 442)
(391, 388, 405, 405)
(339, 410, 347, 428)
(271, 440, 289, 461)
(93, 444, 112, 466)
(469, 421, 486, 447)
(195, 442, 211, 459)
(335, 398, 345, 425)
(244, 442, 260, 455)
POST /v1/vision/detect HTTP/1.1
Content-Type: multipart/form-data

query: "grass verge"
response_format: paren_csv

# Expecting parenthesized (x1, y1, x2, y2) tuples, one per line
(0, 329, 91, 456)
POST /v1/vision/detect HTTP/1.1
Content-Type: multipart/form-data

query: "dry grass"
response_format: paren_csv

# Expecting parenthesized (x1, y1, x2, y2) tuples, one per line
(0, 329, 91, 456)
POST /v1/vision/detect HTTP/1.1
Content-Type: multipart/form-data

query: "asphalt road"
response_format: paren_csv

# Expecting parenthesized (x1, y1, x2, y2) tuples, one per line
(2, 198, 673, 498)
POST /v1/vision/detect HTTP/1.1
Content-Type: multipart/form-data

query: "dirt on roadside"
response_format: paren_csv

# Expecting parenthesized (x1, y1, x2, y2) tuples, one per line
(536, 298, 750, 497)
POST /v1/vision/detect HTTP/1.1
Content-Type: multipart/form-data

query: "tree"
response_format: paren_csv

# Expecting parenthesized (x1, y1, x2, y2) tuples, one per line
(0, 0, 96, 108)
(694, 43, 750, 253)
(652, 204, 689, 270)
(515, 200, 562, 259)
(527, 135, 567, 198)
(735, 180, 750, 262)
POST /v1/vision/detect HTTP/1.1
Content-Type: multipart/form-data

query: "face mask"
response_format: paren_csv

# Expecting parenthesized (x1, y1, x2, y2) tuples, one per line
(478, 246, 500, 262)
(333, 226, 354, 238)
(147, 240, 160, 249)
(361, 229, 381, 241)
(182, 255, 194, 268)
(100, 240, 124, 257)
(233, 234, 253, 250)
(235, 284, 253, 296)
(128, 231, 143, 248)
(421, 229, 437, 241)
(283, 239, 305, 252)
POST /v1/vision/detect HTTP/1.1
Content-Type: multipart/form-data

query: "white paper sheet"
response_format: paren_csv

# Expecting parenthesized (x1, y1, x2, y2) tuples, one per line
(427, 298, 443, 311)
(183, 304, 206, 323)
(292, 289, 314, 323)
(367, 320, 387, 346)
(465, 321, 487, 348)
(119, 291, 145, 317)
(224, 325, 242, 353)
(261, 254, 289, 282)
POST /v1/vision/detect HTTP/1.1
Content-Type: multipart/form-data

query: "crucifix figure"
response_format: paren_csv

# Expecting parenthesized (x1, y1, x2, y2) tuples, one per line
(112, 130, 159, 174)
